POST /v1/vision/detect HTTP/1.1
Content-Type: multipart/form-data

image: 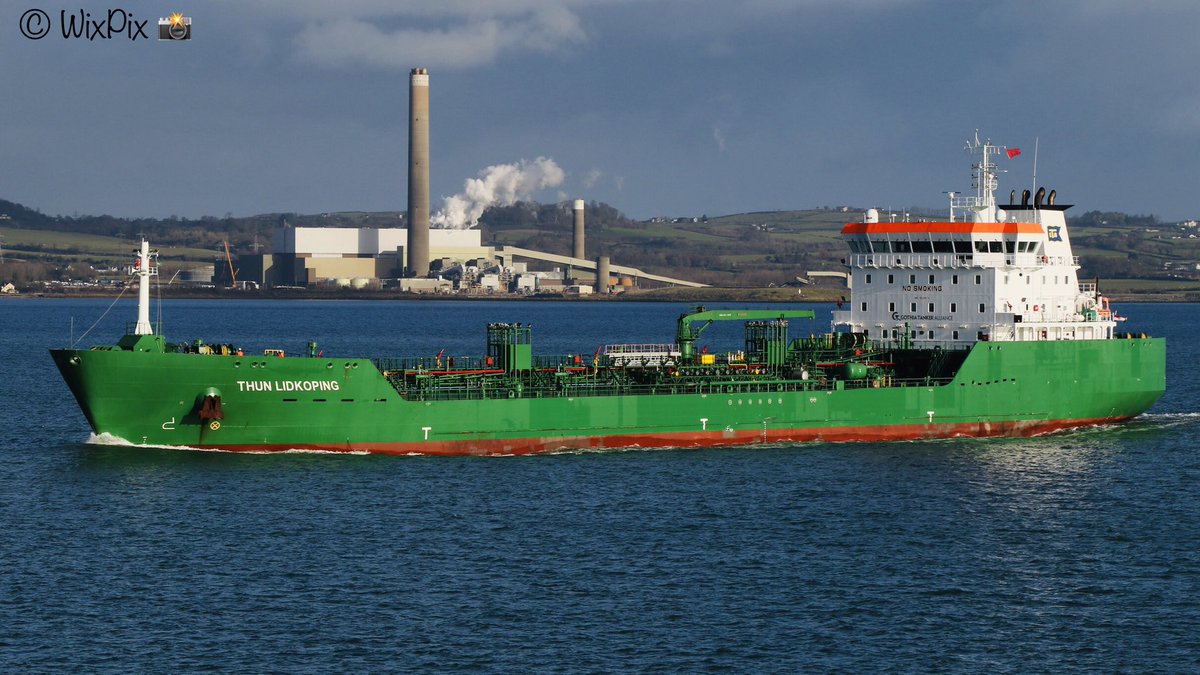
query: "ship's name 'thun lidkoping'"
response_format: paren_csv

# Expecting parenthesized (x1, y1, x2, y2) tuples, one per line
(237, 380, 341, 392)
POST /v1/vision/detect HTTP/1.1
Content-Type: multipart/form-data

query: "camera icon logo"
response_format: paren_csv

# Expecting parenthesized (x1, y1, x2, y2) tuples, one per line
(158, 13, 191, 41)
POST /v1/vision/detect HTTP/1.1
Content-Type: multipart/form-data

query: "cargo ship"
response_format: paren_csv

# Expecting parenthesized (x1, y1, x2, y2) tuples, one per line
(51, 135, 1166, 455)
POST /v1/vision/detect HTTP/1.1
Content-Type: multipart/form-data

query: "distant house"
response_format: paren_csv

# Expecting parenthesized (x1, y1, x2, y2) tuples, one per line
(1, 283, 17, 294)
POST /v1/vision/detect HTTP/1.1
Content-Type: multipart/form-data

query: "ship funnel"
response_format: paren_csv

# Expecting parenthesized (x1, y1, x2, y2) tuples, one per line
(1021, 189, 1031, 207)
(1034, 186, 1046, 209)
(1048, 189, 1056, 206)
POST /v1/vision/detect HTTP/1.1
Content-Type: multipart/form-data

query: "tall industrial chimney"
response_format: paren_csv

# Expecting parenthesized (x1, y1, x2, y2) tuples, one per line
(572, 199, 585, 260)
(596, 255, 611, 294)
(407, 68, 431, 277)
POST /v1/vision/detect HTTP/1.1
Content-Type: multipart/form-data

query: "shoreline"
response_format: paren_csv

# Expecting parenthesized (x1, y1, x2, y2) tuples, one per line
(2, 287, 1192, 303)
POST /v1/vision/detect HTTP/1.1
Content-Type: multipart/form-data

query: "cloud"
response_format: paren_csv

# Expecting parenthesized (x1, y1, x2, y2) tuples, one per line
(293, 4, 585, 70)
(278, 0, 928, 69)
(582, 168, 603, 188)
(712, 126, 727, 153)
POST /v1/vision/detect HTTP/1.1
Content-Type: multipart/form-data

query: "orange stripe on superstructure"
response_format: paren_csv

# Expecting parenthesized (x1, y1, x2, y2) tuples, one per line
(841, 221, 1044, 235)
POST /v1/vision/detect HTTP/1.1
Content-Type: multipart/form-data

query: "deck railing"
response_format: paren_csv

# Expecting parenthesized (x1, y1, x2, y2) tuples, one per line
(850, 253, 1079, 269)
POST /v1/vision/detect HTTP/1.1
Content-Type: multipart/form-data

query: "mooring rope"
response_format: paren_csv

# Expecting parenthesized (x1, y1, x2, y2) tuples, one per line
(72, 284, 129, 348)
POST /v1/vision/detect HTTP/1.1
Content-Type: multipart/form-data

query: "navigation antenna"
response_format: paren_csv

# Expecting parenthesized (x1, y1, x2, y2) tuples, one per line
(962, 130, 1015, 221)
(1030, 136, 1040, 198)
(965, 130, 999, 209)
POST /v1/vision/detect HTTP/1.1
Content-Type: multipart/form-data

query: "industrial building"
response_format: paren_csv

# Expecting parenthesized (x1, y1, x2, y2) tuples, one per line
(233, 67, 705, 293)
(237, 227, 486, 287)
(234, 221, 702, 293)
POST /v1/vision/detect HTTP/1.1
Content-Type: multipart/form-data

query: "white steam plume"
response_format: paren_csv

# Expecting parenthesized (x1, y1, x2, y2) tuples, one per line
(431, 157, 565, 229)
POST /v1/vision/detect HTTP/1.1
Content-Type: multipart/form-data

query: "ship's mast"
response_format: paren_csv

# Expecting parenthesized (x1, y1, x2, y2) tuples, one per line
(967, 131, 998, 209)
(131, 240, 158, 335)
(960, 131, 1012, 223)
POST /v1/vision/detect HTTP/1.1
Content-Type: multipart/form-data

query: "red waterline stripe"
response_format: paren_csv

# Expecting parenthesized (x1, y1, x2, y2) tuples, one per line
(195, 416, 1131, 457)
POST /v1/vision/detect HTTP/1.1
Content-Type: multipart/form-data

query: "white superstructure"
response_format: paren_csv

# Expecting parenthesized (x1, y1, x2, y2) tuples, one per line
(832, 133, 1117, 346)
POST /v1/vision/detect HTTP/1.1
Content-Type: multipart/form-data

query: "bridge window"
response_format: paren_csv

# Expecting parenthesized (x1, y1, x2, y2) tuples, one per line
(974, 241, 988, 253)
(989, 241, 1003, 253)
(933, 240, 953, 253)
(894, 241, 912, 253)
(954, 240, 973, 253)
(1006, 241, 1016, 253)
(912, 241, 933, 253)
(871, 239, 891, 253)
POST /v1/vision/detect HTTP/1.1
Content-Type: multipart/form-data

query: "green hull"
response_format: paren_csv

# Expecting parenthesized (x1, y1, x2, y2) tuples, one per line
(50, 337, 1165, 455)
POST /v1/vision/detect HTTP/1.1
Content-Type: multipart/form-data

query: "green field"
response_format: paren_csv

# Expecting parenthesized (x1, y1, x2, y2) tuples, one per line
(1, 227, 220, 263)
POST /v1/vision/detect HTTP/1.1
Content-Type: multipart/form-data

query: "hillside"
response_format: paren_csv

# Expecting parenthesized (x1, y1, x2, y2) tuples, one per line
(477, 202, 850, 287)
(2, 197, 1199, 298)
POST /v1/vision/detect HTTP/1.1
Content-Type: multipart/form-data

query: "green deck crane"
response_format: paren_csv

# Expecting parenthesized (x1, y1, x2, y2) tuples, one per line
(675, 306, 816, 363)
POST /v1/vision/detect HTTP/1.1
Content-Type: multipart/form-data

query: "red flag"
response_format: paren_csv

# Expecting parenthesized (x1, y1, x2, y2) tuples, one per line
(1006, 148, 1021, 159)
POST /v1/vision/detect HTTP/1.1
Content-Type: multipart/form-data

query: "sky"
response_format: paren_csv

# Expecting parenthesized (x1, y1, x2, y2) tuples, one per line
(2, 0, 1198, 223)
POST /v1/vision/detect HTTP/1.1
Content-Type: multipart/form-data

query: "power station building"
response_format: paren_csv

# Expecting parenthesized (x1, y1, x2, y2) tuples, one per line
(238, 227, 488, 287)
(232, 67, 705, 293)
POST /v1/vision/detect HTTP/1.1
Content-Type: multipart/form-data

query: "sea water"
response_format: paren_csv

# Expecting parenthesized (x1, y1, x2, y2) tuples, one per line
(1, 298, 1197, 671)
